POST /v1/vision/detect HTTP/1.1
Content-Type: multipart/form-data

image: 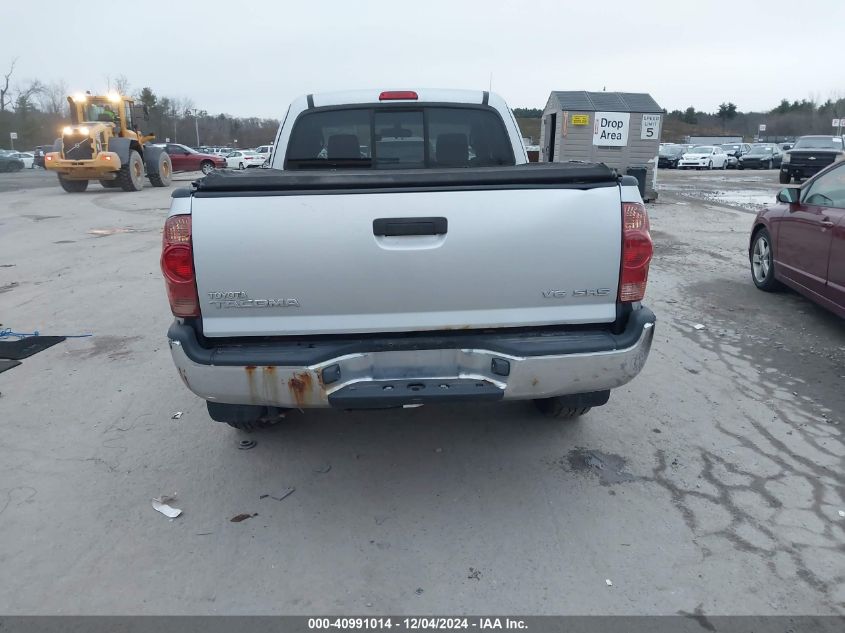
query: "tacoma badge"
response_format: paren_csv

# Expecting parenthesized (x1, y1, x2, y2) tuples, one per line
(207, 291, 300, 309)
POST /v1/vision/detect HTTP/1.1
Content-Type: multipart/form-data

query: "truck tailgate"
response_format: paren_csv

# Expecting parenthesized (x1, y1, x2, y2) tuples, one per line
(191, 185, 622, 337)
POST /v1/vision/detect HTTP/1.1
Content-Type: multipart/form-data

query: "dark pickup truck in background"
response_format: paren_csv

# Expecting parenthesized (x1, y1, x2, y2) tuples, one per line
(780, 135, 845, 183)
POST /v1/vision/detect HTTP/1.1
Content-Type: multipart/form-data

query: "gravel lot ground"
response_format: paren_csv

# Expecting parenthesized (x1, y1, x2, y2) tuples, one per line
(0, 167, 842, 615)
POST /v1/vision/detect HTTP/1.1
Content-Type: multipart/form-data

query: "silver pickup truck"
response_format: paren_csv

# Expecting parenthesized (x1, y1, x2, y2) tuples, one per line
(161, 89, 655, 429)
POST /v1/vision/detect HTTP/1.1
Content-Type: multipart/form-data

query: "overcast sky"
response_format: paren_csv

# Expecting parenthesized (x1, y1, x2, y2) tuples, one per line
(4, 0, 843, 119)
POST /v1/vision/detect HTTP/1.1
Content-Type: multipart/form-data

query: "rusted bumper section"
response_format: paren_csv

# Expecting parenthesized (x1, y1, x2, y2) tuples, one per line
(167, 309, 655, 408)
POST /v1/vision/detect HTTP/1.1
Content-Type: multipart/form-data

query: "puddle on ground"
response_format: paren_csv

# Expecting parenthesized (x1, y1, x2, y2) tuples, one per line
(565, 448, 636, 486)
(88, 228, 139, 237)
(705, 190, 778, 209)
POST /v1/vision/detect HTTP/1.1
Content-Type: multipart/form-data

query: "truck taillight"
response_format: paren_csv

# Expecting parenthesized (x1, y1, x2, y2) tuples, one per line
(619, 202, 653, 303)
(161, 215, 200, 317)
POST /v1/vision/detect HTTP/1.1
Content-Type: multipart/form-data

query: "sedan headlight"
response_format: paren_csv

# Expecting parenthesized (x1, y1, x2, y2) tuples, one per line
(781, 153, 790, 164)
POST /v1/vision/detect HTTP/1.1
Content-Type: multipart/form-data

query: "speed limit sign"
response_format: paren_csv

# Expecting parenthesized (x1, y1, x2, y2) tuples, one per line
(641, 114, 660, 140)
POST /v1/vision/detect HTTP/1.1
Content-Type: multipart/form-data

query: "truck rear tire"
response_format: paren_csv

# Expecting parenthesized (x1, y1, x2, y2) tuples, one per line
(116, 150, 144, 192)
(148, 152, 173, 187)
(206, 402, 288, 431)
(534, 399, 591, 419)
(58, 176, 88, 193)
(533, 391, 610, 420)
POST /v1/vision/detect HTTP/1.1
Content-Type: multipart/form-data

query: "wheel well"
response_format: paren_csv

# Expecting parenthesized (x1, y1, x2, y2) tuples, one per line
(130, 141, 143, 157)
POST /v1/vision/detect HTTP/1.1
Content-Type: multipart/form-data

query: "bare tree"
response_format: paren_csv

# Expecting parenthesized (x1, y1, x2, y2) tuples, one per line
(1, 57, 18, 113)
(14, 79, 44, 113)
(39, 80, 68, 115)
(114, 74, 130, 96)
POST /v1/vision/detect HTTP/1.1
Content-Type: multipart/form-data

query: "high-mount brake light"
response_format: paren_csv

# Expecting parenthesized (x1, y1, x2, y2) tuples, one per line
(379, 91, 418, 101)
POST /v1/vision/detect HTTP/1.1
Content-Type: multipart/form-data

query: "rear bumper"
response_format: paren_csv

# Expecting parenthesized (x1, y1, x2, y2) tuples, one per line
(167, 308, 656, 408)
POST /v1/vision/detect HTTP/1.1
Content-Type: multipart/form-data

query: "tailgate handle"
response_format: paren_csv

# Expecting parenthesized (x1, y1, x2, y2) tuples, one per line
(373, 217, 447, 237)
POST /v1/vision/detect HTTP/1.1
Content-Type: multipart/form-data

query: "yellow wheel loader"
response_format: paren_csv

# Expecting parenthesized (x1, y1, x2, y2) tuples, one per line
(45, 92, 172, 193)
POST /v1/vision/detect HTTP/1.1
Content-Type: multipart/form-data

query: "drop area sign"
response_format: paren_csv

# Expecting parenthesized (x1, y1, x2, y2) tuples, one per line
(593, 112, 630, 146)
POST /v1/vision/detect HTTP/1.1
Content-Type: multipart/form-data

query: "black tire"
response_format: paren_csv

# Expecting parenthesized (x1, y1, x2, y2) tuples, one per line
(200, 160, 215, 175)
(58, 176, 88, 193)
(750, 228, 783, 292)
(206, 402, 287, 431)
(148, 152, 173, 187)
(707, 161, 713, 170)
(99, 179, 119, 188)
(533, 398, 591, 420)
(738, 164, 744, 170)
(238, 162, 245, 170)
(779, 171, 791, 184)
(116, 150, 144, 192)
(766, 160, 773, 170)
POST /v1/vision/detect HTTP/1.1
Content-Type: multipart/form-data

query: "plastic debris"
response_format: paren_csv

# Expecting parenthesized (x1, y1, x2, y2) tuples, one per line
(238, 439, 257, 450)
(260, 487, 295, 502)
(171, 411, 183, 420)
(467, 567, 482, 580)
(313, 463, 332, 474)
(230, 513, 258, 523)
(415, 588, 424, 595)
(838, 510, 844, 518)
(152, 496, 182, 519)
(693, 324, 706, 331)
(606, 579, 613, 586)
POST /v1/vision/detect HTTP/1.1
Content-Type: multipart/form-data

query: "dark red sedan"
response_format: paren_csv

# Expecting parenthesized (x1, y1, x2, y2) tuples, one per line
(749, 160, 845, 318)
(159, 143, 226, 174)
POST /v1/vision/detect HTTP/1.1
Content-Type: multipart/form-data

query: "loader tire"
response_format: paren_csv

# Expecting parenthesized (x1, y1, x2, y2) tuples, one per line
(58, 176, 88, 193)
(116, 150, 144, 192)
(148, 152, 173, 187)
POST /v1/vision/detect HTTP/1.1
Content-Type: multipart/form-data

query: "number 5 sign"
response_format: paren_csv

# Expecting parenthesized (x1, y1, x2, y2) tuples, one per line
(641, 114, 661, 140)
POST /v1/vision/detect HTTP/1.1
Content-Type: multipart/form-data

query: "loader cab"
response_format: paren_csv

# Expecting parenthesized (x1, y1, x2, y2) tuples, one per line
(67, 94, 142, 137)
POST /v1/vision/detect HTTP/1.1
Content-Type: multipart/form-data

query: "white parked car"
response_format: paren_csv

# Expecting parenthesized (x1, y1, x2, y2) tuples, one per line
(678, 145, 728, 170)
(225, 150, 266, 169)
(11, 152, 35, 169)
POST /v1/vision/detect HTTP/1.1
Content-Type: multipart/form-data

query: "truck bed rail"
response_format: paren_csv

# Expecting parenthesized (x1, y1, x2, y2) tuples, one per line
(192, 163, 619, 196)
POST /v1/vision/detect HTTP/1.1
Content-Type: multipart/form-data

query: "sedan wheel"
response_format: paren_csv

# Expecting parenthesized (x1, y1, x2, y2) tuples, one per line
(767, 160, 773, 170)
(751, 228, 782, 292)
(200, 161, 214, 175)
(708, 161, 713, 170)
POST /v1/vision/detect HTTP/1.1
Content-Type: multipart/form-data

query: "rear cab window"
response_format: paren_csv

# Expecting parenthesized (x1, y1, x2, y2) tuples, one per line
(285, 106, 515, 169)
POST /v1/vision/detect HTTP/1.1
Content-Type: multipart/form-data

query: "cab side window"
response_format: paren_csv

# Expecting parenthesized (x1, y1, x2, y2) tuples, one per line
(124, 103, 133, 129)
(803, 164, 845, 209)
